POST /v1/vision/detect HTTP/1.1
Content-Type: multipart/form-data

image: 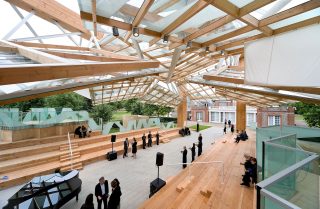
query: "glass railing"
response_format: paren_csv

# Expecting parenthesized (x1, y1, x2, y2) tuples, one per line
(257, 126, 320, 209)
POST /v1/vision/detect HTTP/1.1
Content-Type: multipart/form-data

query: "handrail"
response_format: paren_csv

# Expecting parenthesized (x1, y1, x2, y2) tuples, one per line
(260, 189, 302, 209)
(163, 161, 224, 184)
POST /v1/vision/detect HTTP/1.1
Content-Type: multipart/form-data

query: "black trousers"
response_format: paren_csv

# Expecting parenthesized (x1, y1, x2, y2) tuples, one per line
(148, 139, 152, 147)
(123, 148, 128, 157)
(198, 148, 202, 156)
(97, 195, 108, 209)
(191, 154, 195, 162)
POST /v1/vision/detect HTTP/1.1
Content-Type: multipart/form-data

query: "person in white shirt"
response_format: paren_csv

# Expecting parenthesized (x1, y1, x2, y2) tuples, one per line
(95, 177, 109, 209)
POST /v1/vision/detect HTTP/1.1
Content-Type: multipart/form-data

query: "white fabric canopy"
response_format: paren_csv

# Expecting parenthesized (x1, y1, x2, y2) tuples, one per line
(244, 24, 320, 87)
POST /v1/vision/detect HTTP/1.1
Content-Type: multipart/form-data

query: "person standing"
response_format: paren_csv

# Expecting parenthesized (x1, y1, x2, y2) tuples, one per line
(223, 125, 227, 134)
(231, 124, 234, 135)
(198, 138, 202, 157)
(224, 119, 227, 127)
(156, 132, 160, 145)
(80, 193, 94, 209)
(228, 119, 231, 128)
(95, 177, 109, 209)
(147, 131, 152, 147)
(142, 134, 146, 149)
(123, 138, 129, 158)
(189, 143, 196, 162)
(181, 146, 188, 169)
(131, 138, 137, 158)
(108, 179, 122, 209)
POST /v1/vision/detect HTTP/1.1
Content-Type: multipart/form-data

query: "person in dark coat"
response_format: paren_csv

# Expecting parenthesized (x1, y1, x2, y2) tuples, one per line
(131, 138, 137, 158)
(147, 131, 152, 147)
(108, 179, 122, 209)
(155, 132, 160, 145)
(181, 146, 188, 169)
(249, 158, 257, 184)
(231, 124, 234, 135)
(197, 135, 203, 157)
(189, 143, 196, 162)
(223, 125, 227, 134)
(142, 134, 146, 149)
(95, 177, 109, 209)
(74, 126, 81, 138)
(228, 119, 231, 128)
(123, 138, 129, 158)
(81, 193, 94, 209)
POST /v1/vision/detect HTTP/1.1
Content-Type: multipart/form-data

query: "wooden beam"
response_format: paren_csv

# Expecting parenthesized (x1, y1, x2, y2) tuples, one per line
(0, 61, 160, 85)
(259, 0, 320, 27)
(189, 79, 320, 104)
(0, 72, 161, 106)
(239, 0, 276, 17)
(92, 0, 97, 36)
(12, 41, 90, 51)
(89, 48, 140, 61)
(204, 75, 320, 94)
(124, 0, 155, 41)
(202, 25, 254, 46)
(184, 15, 235, 43)
(203, 75, 244, 84)
(149, 1, 208, 46)
(119, 3, 161, 23)
(167, 48, 183, 81)
(203, 0, 274, 36)
(1, 40, 69, 64)
(42, 50, 133, 62)
(7, 0, 91, 39)
(273, 15, 320, 35)
(216, 34, 264, 51)
(152, 0, 179, 14)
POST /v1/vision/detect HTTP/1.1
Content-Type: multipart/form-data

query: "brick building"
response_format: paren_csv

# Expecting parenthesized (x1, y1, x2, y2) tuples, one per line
(189, 105, 209, 122)
(256, 107, 295, 127)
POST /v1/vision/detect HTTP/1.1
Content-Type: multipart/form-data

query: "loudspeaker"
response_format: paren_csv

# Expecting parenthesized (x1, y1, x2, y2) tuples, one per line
(106, 151, 117, 161)
(156, 152, 164, 166)
(111, 135, 116, 142)
(149, 178, 166, 197)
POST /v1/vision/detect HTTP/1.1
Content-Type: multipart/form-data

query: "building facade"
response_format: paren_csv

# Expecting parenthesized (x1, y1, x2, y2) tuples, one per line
(256, 106, 295, 127)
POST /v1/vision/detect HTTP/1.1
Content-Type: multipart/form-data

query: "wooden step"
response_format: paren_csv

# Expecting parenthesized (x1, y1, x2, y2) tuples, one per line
(60, 153, 81, 162)
(60, 162, 83, 172)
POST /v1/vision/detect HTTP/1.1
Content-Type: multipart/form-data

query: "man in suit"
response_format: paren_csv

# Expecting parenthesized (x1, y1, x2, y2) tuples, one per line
(95, 177, 109, 209)
(147, 131, 152, 147)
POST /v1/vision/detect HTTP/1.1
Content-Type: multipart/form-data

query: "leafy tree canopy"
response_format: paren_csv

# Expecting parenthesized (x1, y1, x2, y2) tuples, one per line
(91, 104, 114, 123)
(292, 102, 320, 128)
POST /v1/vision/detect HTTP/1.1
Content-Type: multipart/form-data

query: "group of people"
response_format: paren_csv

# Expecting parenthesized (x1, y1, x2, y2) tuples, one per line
(223, 119, 235, 135)
(181, 133, 203, 169)
(240, 154, 257, 187)
(75, 125, 90, 138)
(122, 131, 160, 159)
(81, 177, 122, 209)
(234, 130, 248, 143)
(179, 127, 191, 137)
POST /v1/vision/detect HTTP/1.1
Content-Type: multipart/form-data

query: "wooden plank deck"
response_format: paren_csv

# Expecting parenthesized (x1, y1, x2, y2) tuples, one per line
(139, 130, 256, 209)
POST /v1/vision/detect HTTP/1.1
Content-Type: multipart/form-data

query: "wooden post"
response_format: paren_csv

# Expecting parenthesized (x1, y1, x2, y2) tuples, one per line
(177, 98, 187, 128)
(236, 101, 246, 131)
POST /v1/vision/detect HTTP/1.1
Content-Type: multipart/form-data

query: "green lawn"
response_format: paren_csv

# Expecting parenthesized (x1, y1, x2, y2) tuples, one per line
(295, 114, 304, 121)
(111, 110, 131, 121)
(189, 124, 211, 131)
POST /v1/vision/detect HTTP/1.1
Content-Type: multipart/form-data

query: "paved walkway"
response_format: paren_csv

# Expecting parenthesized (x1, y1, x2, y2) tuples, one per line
(0, 125, 224, 209)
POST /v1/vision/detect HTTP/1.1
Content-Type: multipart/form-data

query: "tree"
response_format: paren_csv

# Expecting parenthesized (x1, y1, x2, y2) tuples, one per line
(155, 106, 172, 117)
(293, 102, 320, 128)
(91, 104, 114, 123)
(44, 93, 91, 111)
(3, 98, 45, 112)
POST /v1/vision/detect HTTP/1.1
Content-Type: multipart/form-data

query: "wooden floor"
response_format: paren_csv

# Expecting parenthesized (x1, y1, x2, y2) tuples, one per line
(139, 130, 256, 209)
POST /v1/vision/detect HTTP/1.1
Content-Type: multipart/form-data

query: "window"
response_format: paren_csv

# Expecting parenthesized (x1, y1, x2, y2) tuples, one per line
(268, 115, 281, 126)
(196, 112, 203, 121)
(211, 112, 219, 122)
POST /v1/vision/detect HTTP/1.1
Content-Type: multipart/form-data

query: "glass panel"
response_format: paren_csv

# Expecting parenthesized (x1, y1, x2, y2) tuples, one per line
(264, 142, 310, 179)
(260, 194, 286, 209)
(265, 159, 320, 209)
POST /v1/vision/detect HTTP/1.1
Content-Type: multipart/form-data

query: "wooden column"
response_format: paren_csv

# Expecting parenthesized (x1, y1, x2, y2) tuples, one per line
(177, 98, 187, 128)
(236, 101, 246, 131)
